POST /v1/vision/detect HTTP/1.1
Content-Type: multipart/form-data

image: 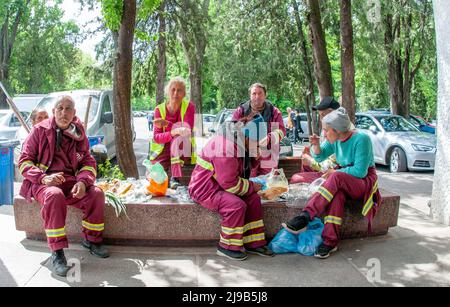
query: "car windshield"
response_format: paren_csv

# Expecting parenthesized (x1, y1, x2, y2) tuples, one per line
(412, 116, 427, 126)
(35, 94, 100, 124)
(0, 112, 7, 122)
(376, 116, 420, 132)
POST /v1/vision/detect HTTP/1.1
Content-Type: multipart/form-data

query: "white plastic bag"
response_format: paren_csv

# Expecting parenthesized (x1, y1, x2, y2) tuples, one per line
(308, 177, 326, 198)
(266, 168, 289, 190)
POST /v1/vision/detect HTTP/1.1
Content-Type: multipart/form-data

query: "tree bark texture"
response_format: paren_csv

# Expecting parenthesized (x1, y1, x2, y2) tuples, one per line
(307, 0, 333, 101)
(292, 0, 318, 135)
(340, 0, 356, 122)
(112, 0, 139, 179)
(156, 1, 167, 106)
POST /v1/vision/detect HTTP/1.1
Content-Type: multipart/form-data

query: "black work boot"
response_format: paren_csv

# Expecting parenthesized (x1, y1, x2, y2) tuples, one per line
(246, 246, 275, 257)
(81, 240, 110, 258)
(51, 249, 71, 277)
(282, 211, 311, 234)
(216, 246, 248, 261)
(314, 244, 338, 259)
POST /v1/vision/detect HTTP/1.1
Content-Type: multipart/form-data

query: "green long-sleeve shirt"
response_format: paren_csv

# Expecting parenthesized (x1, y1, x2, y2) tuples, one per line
(311, 132, 375, 179)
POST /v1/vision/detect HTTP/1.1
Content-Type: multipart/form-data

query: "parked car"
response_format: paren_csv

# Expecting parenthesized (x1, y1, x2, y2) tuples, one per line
(12, 94, 46, 112)
(202, 114, 216, 135)
(209, 108, 293, 157)
(22, 90, 135, 160)
(355, 113, 436, 173)
(0, 110, 30, 139)
(407, 115, 436, 134)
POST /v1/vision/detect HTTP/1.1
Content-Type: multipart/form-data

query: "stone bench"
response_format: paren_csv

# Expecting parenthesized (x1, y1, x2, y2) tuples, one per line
(13, 189, 400, 246)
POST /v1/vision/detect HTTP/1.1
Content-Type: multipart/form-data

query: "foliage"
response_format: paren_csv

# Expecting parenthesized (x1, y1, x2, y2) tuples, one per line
(98, 159, 126, 180)
(5, 0, 438, 119)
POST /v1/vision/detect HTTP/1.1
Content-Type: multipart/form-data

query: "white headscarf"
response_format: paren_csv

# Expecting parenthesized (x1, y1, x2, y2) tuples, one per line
(322, 107, 351, 132)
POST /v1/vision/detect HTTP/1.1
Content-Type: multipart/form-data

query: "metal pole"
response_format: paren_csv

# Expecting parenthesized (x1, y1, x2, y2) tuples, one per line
(84, 96, 92, 131)
(0, 82, 31, 134)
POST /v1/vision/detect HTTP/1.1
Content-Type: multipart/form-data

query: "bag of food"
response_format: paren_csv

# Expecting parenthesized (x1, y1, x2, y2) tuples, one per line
(143, 160, 168, 197)
(266, 168, 289, 190)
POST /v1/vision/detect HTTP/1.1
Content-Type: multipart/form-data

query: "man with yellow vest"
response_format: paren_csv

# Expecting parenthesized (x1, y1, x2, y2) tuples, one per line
(149, 77, 196, 189)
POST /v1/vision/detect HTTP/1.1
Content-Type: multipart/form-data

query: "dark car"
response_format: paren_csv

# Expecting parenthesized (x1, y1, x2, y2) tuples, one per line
(208, 108, 293, 157)
(407, 115, 436, 134)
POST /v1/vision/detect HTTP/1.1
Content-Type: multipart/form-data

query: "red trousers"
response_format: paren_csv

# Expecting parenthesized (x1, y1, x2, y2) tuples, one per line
(153, 142, 190, 178)
(203, 191, 267, 251)
(303, 170, 377, 247)
(32, 179, 105, 251)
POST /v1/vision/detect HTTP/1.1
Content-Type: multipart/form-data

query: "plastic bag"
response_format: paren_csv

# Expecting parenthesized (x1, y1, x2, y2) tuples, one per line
(308, 177, 326, 198)
(249, 174, 269, 191)
(143, 160, 168, 197)
(297, 218, 324, 256)
(266, 168, 289, 190)
(269, 218, 324, 256)
(268, 228, 299, 254)
(285, 183, 310, 207)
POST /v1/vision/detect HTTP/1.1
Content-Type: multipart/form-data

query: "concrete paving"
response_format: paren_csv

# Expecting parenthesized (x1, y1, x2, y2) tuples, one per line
(1, 168, 449, 287)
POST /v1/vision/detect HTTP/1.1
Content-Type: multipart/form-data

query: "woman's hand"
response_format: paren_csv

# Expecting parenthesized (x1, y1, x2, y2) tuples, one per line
(153, 118, 169, 129)
(309, 134, 320, 146)
(321, 169, 336, 180)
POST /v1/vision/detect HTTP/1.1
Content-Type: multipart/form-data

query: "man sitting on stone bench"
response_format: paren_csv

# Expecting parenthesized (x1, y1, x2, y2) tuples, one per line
(282, 107, 381, 259)
(18, 95, 109, 277)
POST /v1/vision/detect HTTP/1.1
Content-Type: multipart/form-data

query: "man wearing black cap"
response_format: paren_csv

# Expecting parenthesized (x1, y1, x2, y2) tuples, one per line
(312, 96, 341, 119)
(290, 97, 341, 184)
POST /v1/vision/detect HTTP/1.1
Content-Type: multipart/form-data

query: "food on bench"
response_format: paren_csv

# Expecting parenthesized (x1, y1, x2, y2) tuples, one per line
(118, 183, 133, 197)
(258, 187, 288, 201)
(266, 168, 289, 190)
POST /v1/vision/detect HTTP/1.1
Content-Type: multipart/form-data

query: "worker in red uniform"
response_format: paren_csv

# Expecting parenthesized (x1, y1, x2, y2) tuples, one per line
(283, 108, 381, 259)
(19, 95, 109, 277)
(189, 114, 274, 261)
(149, 77, 196, 189)
(232, 83, 285, 175)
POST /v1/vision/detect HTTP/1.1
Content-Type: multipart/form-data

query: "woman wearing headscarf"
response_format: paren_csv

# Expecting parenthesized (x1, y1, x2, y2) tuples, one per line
(282, 107, 381, 259)
(189, 114, 274, 261)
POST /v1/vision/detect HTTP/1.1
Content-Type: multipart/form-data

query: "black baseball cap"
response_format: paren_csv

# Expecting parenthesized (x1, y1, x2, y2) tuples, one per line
(312, 96, 340, 111)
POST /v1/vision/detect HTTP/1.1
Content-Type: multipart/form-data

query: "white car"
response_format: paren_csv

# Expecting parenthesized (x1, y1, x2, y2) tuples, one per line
(0, 110, 30, 140)
(22, 90, 135, 160)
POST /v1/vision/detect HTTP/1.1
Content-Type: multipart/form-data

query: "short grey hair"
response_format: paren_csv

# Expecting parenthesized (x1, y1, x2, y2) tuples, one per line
(248, 83, 267, 95)
(322, 107, 351, 133)
(30, 108, 48, 122)
(54, 95, 75, 109)
(164, 77, 187, 98)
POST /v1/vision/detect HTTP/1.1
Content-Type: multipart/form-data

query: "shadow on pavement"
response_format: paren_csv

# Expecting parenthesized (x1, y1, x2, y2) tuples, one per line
(0, 258, 18, 287)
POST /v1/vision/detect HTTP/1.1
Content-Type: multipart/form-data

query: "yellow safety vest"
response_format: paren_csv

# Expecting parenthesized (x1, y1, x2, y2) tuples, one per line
(149, 99, 197, 164)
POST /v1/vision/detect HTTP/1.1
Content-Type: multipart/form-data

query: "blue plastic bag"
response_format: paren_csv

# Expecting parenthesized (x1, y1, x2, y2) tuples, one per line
(268, 228, 299, 254)
(269, 218, 324, 256)
(297, 218, 324, 256)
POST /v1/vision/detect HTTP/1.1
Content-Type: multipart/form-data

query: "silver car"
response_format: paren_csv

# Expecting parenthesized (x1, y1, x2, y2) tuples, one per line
(0, 110, 30, 139)
(355, 113, 436, 173)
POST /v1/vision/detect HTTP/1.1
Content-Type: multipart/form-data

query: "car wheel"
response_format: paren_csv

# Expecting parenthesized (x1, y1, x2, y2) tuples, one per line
(389, 147, 408, 173)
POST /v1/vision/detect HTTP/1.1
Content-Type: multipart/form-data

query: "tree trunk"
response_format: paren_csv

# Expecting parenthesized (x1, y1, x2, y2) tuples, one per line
(176, 0, 210, 135)
(384, 13, 403, 115)
(307, 0, 333, 100)
(430, 0, 450, 226)
(340, 0, 356, 122)
(112, 0, 139, 179)
(156, 1, 167, 106)
(0, 0, 30, 108)
(292, 0, 318, 135)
